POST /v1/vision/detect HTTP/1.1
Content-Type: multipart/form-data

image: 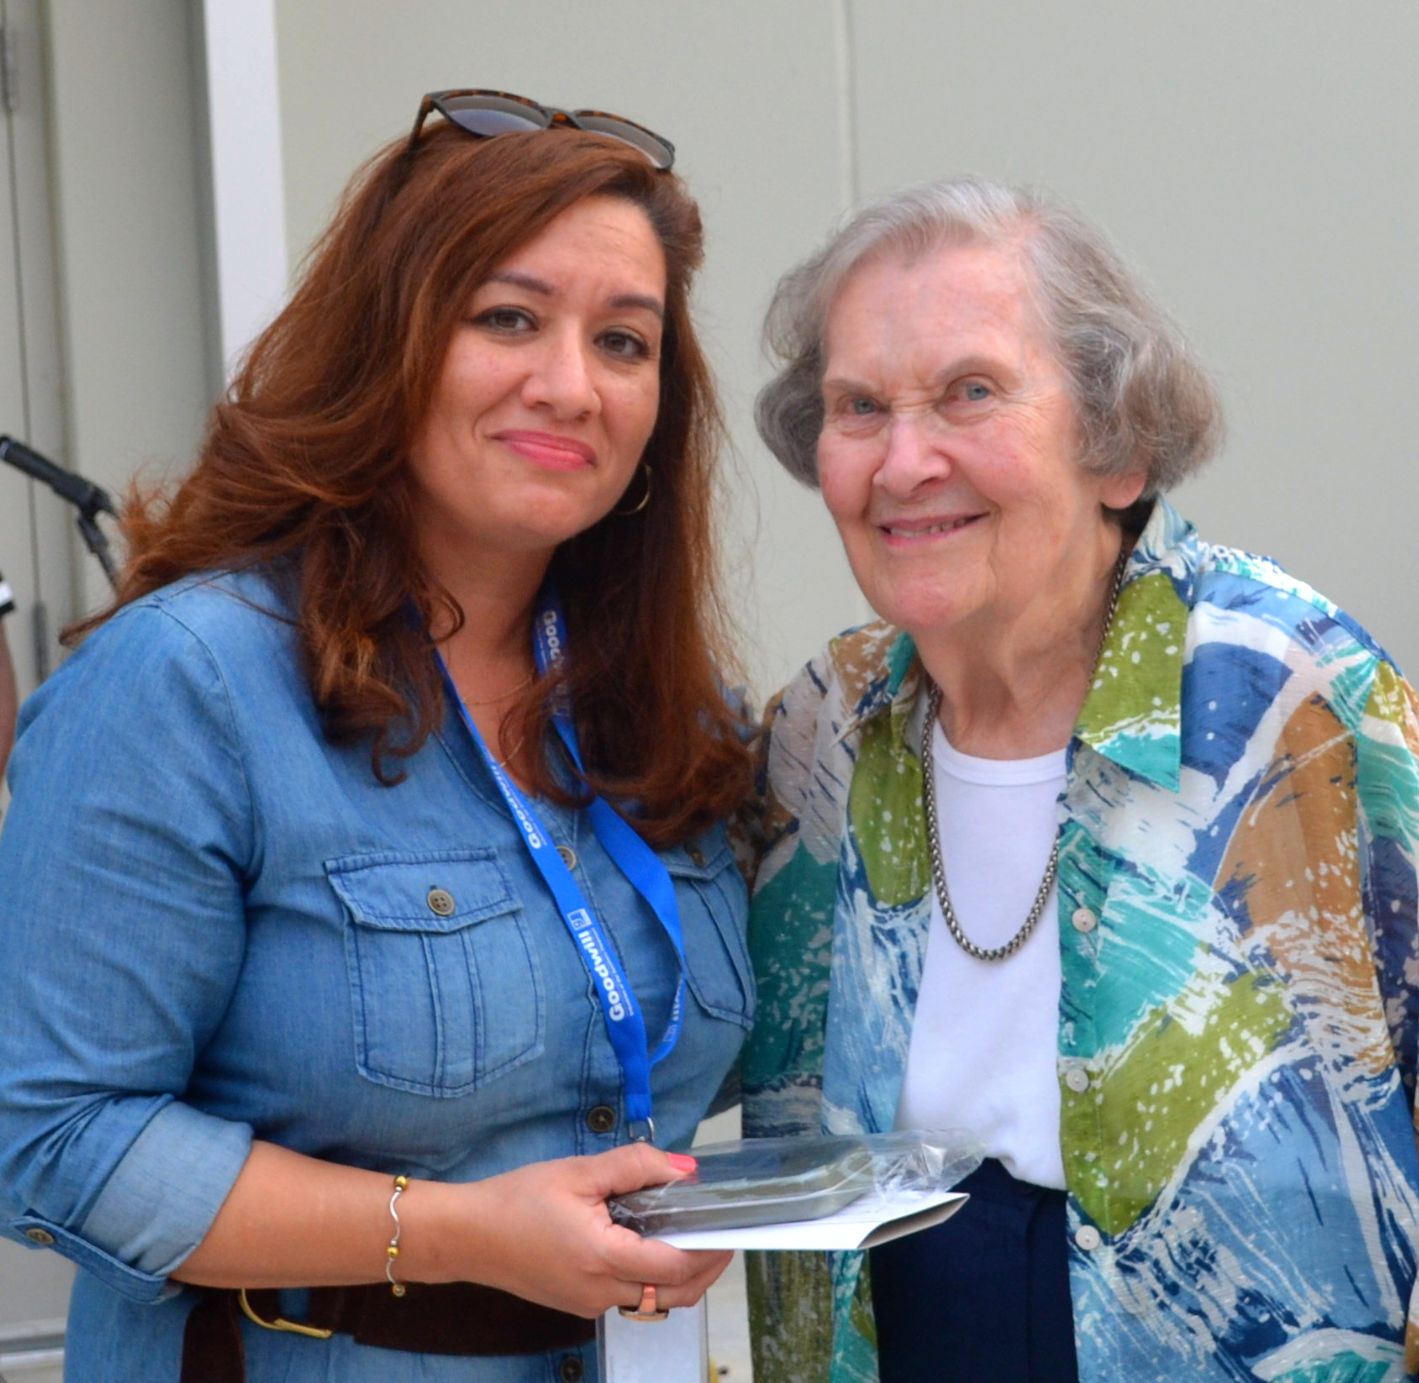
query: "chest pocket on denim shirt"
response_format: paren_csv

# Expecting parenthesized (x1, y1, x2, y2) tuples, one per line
(666, 830, 755, 1029)
(327, 849, 543, 1098)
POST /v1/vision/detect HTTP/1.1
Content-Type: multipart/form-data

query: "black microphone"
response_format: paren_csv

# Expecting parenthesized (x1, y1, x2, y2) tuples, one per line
(1, 434, 121, 590)
(0, 435, 116, 516)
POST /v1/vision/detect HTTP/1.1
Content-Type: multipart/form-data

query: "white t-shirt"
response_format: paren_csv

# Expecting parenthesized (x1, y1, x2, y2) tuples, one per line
(894, 722, 1068, 1189)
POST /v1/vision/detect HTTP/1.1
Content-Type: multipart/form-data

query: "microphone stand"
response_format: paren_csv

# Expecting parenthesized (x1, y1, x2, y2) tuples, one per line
(0, 435, 120, 591)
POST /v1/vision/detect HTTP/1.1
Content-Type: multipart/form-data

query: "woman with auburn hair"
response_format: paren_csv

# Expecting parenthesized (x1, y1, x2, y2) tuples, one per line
(0, 93, 753, 1382)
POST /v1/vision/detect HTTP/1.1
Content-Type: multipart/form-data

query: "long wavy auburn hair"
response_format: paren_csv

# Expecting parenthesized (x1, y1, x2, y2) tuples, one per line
(74, 125, 752, 845)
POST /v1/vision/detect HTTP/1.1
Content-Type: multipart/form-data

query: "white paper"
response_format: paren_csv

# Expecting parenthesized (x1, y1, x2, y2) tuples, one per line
(654, 1186, 969, 1251)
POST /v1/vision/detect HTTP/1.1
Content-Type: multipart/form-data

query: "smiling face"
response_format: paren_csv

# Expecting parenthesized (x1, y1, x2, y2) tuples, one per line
(407, 194, 666, 578)
(816, 240, 1145, 645)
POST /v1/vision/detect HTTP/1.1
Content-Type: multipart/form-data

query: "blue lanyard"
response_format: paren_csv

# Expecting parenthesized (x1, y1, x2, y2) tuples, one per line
(436, 595, 685, 1142)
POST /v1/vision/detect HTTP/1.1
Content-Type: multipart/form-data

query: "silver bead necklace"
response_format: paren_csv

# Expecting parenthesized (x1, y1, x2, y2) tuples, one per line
(920, 546, 1129, 962)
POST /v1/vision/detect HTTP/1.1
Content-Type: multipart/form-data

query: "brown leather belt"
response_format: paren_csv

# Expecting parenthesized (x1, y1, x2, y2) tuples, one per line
(181, 1282, 596, 1381)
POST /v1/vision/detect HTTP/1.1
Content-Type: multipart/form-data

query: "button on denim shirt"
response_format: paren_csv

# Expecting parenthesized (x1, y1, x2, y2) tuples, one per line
(0, 570, 752, 1383)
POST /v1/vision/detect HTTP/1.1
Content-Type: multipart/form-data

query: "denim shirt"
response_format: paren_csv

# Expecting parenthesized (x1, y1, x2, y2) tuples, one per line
(0, 569, 753, 1383)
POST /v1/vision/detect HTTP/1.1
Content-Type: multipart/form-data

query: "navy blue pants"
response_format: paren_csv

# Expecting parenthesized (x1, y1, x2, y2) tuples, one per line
(869, 1158, 1079, 1383)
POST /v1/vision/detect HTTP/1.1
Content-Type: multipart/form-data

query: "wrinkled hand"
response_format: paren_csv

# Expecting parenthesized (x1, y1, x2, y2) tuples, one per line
(452, 1144, 733, 1319)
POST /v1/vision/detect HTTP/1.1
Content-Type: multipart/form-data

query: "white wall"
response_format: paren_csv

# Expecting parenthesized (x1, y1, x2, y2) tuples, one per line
(44, 0, 215, 615)
(269, 0, 1418, 694)
(1, 0, 72, 698)
(200, 0, 288, 377)
(17, 1, 1418, 685)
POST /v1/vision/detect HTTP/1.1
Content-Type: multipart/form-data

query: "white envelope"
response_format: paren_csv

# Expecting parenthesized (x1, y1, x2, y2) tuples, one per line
(655, 1185, 970, 1252)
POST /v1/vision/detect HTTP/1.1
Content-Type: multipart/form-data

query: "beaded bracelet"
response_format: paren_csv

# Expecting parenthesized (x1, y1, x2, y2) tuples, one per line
(386, 1173, 409, 1297)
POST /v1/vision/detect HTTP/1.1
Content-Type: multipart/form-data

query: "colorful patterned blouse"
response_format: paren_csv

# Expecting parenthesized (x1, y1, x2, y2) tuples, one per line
(742, 498, 1419, 1383)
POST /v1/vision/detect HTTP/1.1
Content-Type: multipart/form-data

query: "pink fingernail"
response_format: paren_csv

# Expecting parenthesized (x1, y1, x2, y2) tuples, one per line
(666, 1153, 697, 1171)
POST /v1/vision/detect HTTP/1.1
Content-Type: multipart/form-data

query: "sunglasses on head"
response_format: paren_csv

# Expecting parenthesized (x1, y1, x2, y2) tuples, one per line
(406, 89, 675, 171)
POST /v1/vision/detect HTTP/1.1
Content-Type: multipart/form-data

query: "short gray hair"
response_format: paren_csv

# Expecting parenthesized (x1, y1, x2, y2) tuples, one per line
(755, 175, 1222, 493)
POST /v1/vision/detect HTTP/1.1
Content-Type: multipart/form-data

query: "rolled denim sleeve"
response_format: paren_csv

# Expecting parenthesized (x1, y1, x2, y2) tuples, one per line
(0, 601, 257, 1301)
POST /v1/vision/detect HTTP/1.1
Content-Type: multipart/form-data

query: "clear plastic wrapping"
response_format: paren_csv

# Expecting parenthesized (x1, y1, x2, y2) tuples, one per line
(608, 1130, 983, 1236)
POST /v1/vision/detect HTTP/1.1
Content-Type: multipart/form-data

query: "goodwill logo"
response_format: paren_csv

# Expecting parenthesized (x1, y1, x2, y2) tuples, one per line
(540, 608, 565, 668)
(571, 908, 629, 1021)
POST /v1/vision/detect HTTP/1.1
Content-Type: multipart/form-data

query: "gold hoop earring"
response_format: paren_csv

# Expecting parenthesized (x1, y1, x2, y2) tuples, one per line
(613, 462, 652, 516)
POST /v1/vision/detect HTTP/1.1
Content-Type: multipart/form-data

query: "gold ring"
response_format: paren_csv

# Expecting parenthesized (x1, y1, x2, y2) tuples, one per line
(617, 1282, 670, 1322)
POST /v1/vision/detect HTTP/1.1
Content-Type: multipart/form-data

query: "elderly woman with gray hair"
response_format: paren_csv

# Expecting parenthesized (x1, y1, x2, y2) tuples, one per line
(741, 176, 1419, 1383)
